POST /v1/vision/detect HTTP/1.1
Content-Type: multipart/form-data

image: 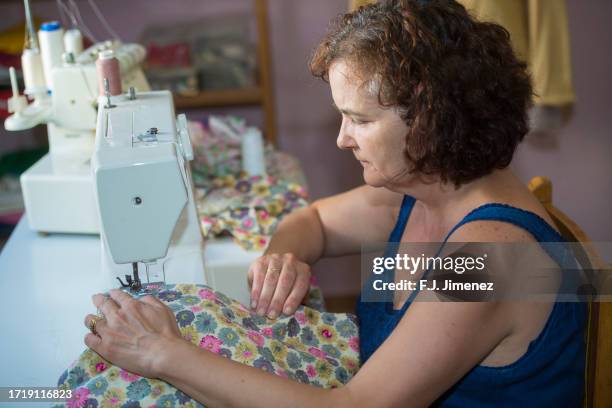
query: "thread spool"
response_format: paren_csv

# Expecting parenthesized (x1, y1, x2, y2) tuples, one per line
(96, 50, 122, 96)
(38, 21, 65, 90)
(64, 28, 83, 56)
(241, 127, 267, 177)
(21, 48, 46, 94)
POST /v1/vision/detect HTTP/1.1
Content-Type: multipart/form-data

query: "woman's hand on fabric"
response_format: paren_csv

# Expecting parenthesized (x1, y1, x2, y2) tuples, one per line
(247, 253, 311, 319)
(84, 289, 184, 378)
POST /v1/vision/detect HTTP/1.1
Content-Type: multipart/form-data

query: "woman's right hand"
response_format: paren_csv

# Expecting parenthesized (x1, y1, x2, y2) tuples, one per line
(247, 253, 311, 319)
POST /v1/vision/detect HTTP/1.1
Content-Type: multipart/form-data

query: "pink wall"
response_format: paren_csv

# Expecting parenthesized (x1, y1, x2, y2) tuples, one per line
(512, 0, 612, 245)
(1, 0, 610, 297)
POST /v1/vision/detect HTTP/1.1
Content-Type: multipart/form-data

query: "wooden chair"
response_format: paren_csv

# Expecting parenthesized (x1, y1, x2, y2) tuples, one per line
(528, 176, 612, 408)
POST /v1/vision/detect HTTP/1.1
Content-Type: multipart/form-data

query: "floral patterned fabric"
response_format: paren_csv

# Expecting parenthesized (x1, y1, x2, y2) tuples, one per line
(188, 118, 307, 190)
(55, 284, 360, 408)
(199, 173, 309, 252)
(187, 117, 310, 252)
(188, 118, 243, 188)
(302, 275, 327, 313)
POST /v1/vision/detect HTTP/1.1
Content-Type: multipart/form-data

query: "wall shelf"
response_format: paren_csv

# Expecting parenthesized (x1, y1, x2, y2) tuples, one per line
(174, 87, 263, 109)
(172, 0, 277, 144)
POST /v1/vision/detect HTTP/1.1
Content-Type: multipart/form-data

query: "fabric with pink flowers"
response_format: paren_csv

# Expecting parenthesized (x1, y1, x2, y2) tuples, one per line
(199, 173, 309, 251)
(55, 284, 360, 407)
(188, 117, 310, 252)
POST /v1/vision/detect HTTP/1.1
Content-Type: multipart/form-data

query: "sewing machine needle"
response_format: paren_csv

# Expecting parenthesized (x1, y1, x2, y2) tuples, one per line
(131, 262, 142, 292)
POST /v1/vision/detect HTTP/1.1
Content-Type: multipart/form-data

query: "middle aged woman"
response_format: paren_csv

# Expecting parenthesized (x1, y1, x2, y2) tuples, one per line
(84, 0, 587, 406)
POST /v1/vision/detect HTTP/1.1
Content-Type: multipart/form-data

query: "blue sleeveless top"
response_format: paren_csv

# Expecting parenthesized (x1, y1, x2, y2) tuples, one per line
(356, 196, 587, 407)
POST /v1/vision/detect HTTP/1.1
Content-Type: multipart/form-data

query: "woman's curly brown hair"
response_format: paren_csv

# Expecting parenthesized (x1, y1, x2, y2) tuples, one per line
(310, 0, 533, 186)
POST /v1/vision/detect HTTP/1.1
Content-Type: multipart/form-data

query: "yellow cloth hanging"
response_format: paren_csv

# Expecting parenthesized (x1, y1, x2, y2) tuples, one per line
(459, 0, 574, 106)
(0, 20, 44, 55)
(349, 0, 376, 9)
(348, 0, 575, 106)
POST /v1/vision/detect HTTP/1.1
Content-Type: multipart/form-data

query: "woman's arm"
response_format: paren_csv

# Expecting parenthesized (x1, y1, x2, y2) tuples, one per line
(248, 185, 403, 318)
(311, 185, 403, 258)
(86, 290, 353, 408)
(87, 258, 513, 408)
(151, 304, 509, 408)
(264, 184, 402, 263)
(85, 290, 511, 408)
(153, 337, 347, 408)
(263, 205, 326, 265)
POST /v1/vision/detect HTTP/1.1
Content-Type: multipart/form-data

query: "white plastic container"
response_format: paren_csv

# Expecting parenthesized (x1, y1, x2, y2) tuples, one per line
(241, 127, 267, 177)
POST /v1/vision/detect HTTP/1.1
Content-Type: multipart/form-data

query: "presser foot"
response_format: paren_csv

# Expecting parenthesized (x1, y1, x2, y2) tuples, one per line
(116, 262, 142, 292)
(116, 262, 165, 297)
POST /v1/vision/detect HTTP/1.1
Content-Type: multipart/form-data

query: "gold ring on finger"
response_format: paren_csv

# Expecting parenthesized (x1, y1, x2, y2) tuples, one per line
(89, 317, 101, 336)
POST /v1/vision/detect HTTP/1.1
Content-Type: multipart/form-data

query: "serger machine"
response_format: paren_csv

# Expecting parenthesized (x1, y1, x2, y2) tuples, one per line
(4, 0, 150, 234)
(93, 89, 209, 290)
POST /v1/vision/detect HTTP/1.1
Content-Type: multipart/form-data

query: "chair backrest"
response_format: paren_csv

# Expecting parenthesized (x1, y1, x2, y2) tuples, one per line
(528, 176, 611, 408)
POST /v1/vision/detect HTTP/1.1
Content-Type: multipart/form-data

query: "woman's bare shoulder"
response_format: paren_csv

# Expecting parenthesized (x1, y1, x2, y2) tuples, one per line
(449, 209, 556, 245)
(311, 185, 405, 254)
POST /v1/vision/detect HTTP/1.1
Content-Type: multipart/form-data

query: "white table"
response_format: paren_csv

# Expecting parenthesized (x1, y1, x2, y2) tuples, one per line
(0, 216, 259, 407)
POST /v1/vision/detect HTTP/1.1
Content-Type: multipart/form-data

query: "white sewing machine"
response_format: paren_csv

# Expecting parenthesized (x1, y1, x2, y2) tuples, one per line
(5, 39, 150, 234)
(3, 5, 254, 304)
(92, 89, 211, 290)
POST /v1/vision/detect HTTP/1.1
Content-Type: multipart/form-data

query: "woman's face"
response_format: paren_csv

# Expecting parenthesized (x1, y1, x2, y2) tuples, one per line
(329, 60, 412, 188)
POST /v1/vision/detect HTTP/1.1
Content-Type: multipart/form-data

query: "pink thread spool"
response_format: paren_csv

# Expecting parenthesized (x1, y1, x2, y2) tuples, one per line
(96, 50, 121, 96)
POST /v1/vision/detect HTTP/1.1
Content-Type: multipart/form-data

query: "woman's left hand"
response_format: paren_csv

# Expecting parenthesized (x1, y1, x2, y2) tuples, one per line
(84, 289, 184, 378)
